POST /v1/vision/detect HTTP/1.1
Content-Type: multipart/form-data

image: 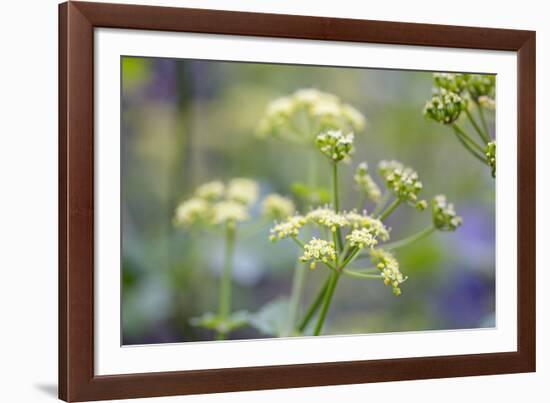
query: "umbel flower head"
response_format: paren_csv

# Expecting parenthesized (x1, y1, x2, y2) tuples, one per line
(173, 197, 211, 227)
(269, 215, 307, 241)
(344, 211, 390, 242)
(485, 141, 496, 178)
(299, 238, 337, 270)
(423, 88, 467, 125)
(433, 73, 468, 94)
(432, 195, 463, 231)
(306, 206, 349, 232)
(371, 249, 406, 296)
(315, 130, 354, 163)
(465, 74, 496, 104)
(174, 178, 259, 230)
(346, 227, 378, 249)
(257, 88, 366, 143)
(354, 162, 382, 203)
(212, 200, 250, 227)
(226, 178, 259, 206)
(261, 194, 295, 220)
(378, 160, 425, 204)
(195, 180, 225, 201)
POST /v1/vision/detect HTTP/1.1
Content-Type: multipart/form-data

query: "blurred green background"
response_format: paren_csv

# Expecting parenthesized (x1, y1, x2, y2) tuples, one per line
(121, 56, 495, 345)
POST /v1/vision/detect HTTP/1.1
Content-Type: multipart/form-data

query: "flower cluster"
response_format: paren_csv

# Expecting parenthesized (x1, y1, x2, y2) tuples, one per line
(174, 198, 211, 227)
(306, 207, 349, 233)
(226, 178, 259, 206)
(378, 160, 425, 203)
(269, 215, 307, 241)
(257, 88, 366, 143)
(174, 178, 259, 229)
(371, 249, 406, 296)
(486, 141, 496, 178)
(261, 194, 295, 220)
(299, 238, 337, 270)
(354, 162, 382, 203)
(345, 211, 390, 241)
(212, 200, 249, 225)
(346, 228, 378, 249)
(315, 130, 355, 163)
(465, 74, 496, 104)
(423, 88, 467, 124)
(433, 73, 468, 94)
(432, 195, 463, 231)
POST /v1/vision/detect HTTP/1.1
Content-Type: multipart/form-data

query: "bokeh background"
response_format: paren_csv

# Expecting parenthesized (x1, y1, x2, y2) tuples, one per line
(121, 56, 495, 345)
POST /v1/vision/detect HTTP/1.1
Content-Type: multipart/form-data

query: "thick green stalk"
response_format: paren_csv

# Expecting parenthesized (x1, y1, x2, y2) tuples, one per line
(332, 163, 344, 250)
(217, 223, 236, 339)
(285, 260, 307, 336)
(313, 271, 340, 336)
(378, 198, 401, 221)
(298, 277, 330, 333)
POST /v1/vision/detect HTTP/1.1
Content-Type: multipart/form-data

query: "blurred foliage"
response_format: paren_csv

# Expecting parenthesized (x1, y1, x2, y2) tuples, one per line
(121, 56, 495, 344)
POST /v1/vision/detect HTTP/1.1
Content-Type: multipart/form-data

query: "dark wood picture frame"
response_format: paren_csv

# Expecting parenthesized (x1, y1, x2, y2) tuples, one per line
(59, 1, 536, 401)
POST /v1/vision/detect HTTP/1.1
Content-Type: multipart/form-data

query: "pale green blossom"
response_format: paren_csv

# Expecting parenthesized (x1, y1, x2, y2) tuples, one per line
(257, 88, 366, 142)
(486, 141, 496, 177)
(371, 249, 406, 296)
(354, 162, 382, 203)
(173, 198, 211, 227)
(195, 180, 225, 201)
(345, 211, 390, 241)
(423, 88, 467, 124)
(269, 215, 307, 241)
(315, 130, 354, 163)
(378, 160, 424, 203)
(346, 228, 378, 249)
(262, 193, 295, 219)
(212, 200, 250, 225)
(299, 238, 337, 270)
(432, 195, 462, 231)
(226, 178, 259, 206)
(306, 206, 349, 232)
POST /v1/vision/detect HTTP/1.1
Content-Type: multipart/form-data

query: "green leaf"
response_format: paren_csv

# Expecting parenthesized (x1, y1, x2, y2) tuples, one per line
(247, 297, 291, 337)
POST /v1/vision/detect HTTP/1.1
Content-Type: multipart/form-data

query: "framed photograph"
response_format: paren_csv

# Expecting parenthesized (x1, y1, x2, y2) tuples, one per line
(59, 1, 536, 401)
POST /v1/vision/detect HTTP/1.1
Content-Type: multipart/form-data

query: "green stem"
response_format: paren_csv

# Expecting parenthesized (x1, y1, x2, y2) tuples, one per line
(342, 269, 382, 280)
(218, 223, 236, 339)
(285, 260, 307, 336)
(380, 226, 436, 250)
(452, 124, 486, 154)
(465, 108, 490, 144)
(378, 198, 401, 221)
(475, 102, 491, 142)
(451, 126, 487, 163)
(313, 271, 340, 336)
(332, 163, 344, 251)
(298, 277, 330, 333)
(291, 236, 305, 249)
(372, 191, 390, 216)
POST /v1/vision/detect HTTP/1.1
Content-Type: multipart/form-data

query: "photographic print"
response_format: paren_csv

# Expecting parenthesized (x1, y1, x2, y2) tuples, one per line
(120, 56, 496, 344)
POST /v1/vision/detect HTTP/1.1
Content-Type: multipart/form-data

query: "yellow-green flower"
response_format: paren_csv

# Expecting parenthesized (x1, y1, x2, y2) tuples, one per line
(371, 249, 406, 296)
(432, 195, 462, 231)
(226, 178, 259, 206)
(173, 198, 211, 227)
(262, 193, 295, 220)
(299, 238, 337, 270)
(269, 215, 307, 241)
(378, 160, 424, 203)
(354, 162, 382, 203)
(306, 206, 349, 232)
(315, 130, 354, 163)
(212, 200, 249, 225)
(346, 228, 378, 249)
(195, 180, 225, 201)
